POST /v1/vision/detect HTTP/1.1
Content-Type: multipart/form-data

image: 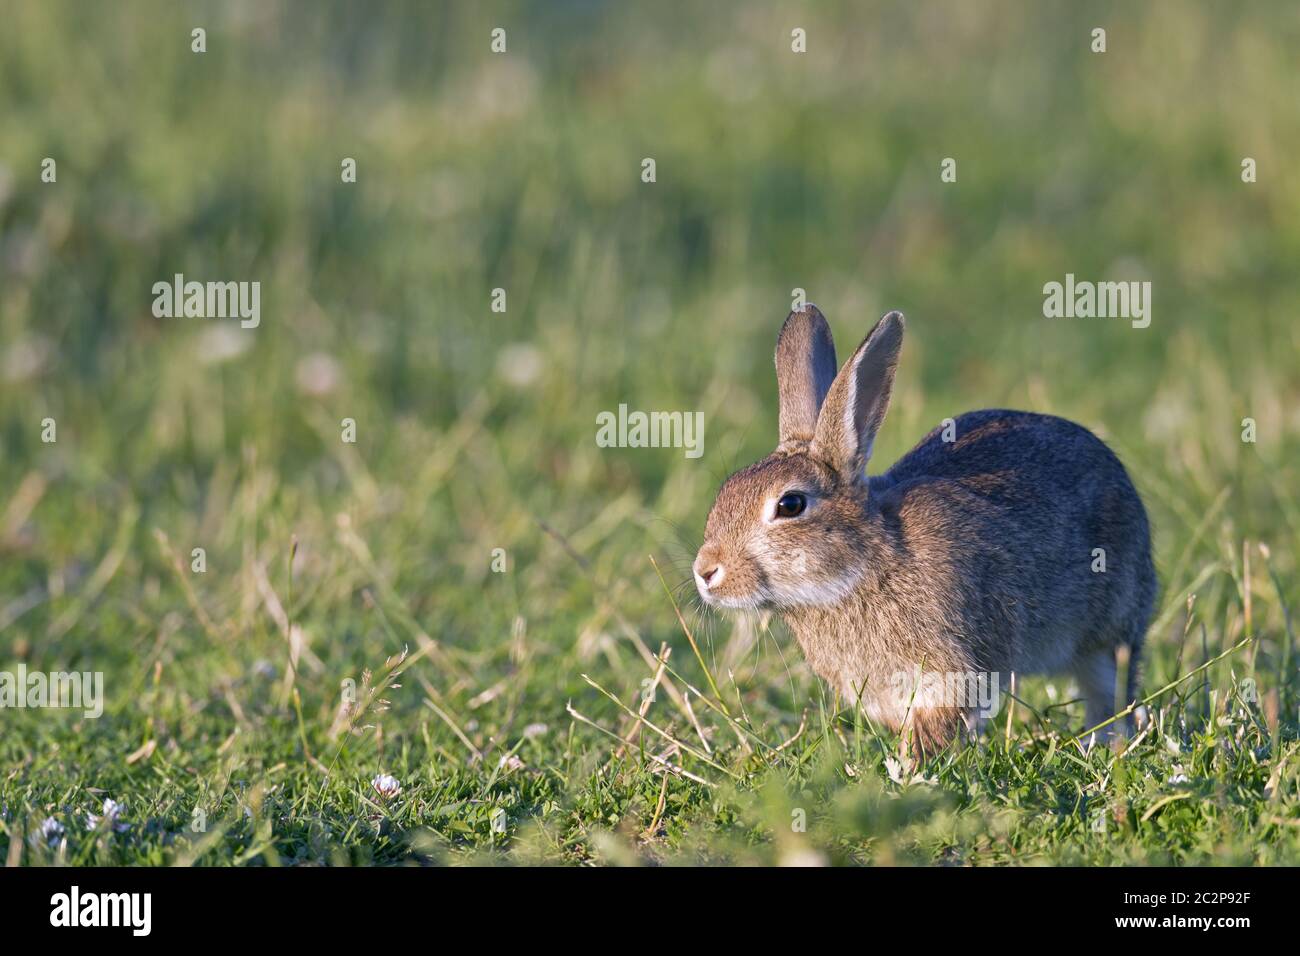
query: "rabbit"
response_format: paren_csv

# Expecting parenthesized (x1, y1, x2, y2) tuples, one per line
(693, 304, 1156, 751)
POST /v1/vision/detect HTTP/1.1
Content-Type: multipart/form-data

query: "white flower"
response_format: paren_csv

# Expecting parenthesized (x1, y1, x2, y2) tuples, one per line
(87, 798, 129, 832)
(496, 343, 543, 388)
(294, 352, 342, 397)
(498, 755, 526, 772)
(37, 816, 64, 847)
(523, 723, 548, 739)
(195, 325, 251, 365)
(371, 774, 402, 799)
(779, 847, 828, 867)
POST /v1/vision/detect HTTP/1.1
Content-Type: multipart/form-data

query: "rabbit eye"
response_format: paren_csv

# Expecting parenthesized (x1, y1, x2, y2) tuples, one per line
(775, 492, 807, 518)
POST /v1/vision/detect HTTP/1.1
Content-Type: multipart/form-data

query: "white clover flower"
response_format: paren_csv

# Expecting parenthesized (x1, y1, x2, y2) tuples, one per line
(523, 723, 548, 739)
(37, 816, 65, 847)
(87, 798, 129, 832)
(371, 774, 402, 799)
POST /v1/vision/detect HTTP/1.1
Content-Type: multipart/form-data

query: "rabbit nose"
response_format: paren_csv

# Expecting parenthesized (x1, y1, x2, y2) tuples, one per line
(694, 558, 724, 588)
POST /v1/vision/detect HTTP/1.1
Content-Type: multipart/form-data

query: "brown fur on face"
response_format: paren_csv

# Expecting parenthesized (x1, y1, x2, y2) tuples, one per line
(695, 451, 870, 610)
(694, 305, 1157, 754)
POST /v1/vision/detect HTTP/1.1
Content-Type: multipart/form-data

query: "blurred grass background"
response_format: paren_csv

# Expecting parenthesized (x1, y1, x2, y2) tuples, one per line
(1, 0, 1299, 864)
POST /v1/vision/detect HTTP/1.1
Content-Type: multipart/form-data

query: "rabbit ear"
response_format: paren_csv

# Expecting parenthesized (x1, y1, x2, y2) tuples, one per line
(775, 304, 838, 447)
(812, 311, 904, 480)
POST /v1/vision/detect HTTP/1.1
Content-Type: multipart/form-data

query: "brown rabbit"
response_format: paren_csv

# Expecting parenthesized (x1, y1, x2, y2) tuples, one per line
(693, 305, 1156, 751)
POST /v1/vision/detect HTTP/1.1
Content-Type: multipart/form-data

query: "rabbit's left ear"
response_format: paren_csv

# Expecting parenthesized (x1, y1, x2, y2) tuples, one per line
(812, 311, 904, 481)
(775, 304, 838, 448)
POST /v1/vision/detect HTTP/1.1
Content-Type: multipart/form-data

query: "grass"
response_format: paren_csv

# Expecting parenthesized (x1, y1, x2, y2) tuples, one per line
(1, 0, 1299, 865)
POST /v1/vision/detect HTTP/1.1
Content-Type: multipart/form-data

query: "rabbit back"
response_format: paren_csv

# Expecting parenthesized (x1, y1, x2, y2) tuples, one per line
(867, 408, 1156, 675)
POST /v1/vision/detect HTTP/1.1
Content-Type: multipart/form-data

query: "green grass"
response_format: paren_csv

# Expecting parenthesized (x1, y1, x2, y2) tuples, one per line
(2, 0, 1299, 865)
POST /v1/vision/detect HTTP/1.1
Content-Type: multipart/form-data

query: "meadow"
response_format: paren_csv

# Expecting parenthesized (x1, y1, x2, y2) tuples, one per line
(1, 0, 1299, 865)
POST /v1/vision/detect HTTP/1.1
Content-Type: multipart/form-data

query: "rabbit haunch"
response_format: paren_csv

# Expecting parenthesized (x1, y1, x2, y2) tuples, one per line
(694, 305, 1156, 750)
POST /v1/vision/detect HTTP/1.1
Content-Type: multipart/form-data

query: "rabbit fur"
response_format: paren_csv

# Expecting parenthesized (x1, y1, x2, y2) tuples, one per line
(693, 305, 1156, 751)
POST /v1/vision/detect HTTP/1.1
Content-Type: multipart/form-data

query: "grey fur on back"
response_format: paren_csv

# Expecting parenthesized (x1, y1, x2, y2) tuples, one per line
(871, 409, 1156, 680)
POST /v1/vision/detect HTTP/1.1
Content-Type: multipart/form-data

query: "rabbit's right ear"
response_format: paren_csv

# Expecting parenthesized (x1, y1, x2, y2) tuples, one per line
(775, 304, 838, 448)
(812, 311, 904, 481)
